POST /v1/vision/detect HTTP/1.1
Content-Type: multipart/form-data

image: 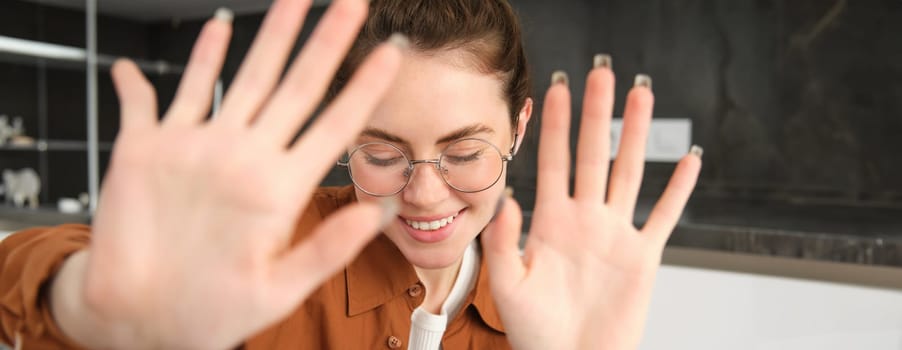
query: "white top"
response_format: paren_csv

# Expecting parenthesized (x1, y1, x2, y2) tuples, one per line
(407, 241, 481, 350)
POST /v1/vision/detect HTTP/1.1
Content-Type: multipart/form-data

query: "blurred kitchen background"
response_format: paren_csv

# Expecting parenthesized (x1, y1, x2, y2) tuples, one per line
(1, 0, 901, 349)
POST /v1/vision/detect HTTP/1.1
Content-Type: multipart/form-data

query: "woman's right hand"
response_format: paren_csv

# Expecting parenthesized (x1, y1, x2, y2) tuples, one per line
(49, 0, 404, 348)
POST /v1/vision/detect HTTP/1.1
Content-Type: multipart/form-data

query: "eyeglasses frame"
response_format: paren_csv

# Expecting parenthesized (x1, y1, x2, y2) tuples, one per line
(337, 136, 516, 197)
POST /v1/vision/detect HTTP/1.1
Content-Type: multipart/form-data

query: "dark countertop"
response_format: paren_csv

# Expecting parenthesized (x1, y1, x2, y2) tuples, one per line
(3, 196, 902, 267)
(0, 206, 90, 232)
(648, 196, 902, 267)
(516, 195, 902, 267)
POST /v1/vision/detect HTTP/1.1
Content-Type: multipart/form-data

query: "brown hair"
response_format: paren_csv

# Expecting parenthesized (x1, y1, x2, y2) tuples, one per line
(330, 0, 531, 127)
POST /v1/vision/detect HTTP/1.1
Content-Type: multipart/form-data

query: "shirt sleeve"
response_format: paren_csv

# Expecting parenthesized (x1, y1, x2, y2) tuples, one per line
(0, 224, 92, 349)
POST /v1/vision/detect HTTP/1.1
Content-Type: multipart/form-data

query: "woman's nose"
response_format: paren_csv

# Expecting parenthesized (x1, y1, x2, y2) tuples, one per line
(402, 162, 451, 207)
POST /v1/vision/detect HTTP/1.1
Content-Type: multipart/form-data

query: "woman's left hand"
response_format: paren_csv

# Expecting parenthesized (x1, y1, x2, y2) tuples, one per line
(483, 57, 702, 350)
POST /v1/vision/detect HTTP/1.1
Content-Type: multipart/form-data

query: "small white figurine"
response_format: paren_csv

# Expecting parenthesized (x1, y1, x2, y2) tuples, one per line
(57, 193, 91, 214)
(2, 168, 41, 209)
(7, 116, 36, 146)
(58, 198, 82, 213)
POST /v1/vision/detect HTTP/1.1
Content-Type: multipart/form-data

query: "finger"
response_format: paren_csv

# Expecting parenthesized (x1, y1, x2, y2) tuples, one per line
(163, 10, 233, 127)
(288, 38, 405, 195)
(270, 200, 398, 308)
(482, 196, 525, 296)
(574, 55, 615, 201)
(607, 75, 654, 220)
(535, 71, 572, 204)
(641, 147, 702, 248)
(252, 0, 369, 146)
(111, 59, 158, 132)
(214, 0, 314, 127)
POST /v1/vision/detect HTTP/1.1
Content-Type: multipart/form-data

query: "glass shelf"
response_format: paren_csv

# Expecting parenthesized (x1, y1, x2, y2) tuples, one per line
(0, 35, 185, 75)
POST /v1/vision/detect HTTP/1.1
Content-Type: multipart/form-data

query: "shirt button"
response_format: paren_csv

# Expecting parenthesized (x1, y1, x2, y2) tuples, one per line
(387, 335, 402, 349)
(408, 283, 423, 297)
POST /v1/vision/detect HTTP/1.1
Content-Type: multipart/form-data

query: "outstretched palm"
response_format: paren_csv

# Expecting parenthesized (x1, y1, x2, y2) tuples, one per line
(62, 0, 404, 348)
(484, 67, 702, 350)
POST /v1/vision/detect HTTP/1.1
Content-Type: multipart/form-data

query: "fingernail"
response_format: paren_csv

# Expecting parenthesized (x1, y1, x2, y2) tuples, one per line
(634, 74, 652, 90)
(689, 144, 704, 158)
(490, 187, 515, 223)
(214, 7, 234, 23)
(593, 54, 612, 69)
(379, 197, 401, 228)
(388, 33, 410, 50)
(551, 70, 569, 86)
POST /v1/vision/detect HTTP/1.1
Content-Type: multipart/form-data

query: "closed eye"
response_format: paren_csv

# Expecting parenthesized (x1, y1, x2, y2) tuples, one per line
(365, 153, 405, 167)
(445, 150, 483, 164)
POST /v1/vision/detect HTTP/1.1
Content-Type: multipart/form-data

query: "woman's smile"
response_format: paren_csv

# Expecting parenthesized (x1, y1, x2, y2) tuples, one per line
(398, 208, 467, 243)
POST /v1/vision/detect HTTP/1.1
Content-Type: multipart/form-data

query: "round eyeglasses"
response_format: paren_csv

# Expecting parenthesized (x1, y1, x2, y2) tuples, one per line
(337, 138, 513, 196)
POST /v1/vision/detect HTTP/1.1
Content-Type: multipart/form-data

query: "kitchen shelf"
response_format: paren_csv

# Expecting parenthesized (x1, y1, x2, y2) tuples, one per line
(0, 35, 185, 75)
(0, 0, 210, 215)
(0, 139, 113, 152)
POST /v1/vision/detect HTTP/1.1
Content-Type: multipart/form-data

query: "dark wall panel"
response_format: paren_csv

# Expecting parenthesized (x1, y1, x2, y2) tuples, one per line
(2, 0, 900, 211)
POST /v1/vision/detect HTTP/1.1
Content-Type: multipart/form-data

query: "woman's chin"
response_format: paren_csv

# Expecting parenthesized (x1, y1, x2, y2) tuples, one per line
(384, 235, 465, 270)
(396, 243, 463, 269)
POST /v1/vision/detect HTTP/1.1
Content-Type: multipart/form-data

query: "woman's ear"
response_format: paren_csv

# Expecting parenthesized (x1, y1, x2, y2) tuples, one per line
(512, 98, 533, 155)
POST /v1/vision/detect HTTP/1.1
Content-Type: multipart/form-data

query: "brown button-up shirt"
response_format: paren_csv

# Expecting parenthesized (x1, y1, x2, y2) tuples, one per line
(0, 186, 511, 349)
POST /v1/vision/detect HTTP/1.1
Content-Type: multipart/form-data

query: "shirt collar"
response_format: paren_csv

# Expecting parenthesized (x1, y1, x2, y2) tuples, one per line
(467, 240, 505, 333)
(346, 233, 421, 316)
(346, 238, 505, 333)
(323, 185, 417, 316)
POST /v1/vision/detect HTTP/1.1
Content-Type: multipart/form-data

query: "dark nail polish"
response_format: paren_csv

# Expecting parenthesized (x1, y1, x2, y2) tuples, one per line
(214, 8, 234, 23)
(551, 71, 569, 86)
(593, 54, 612, 69)
(634, 74, 652, 90)
(689, 144, 704, 158)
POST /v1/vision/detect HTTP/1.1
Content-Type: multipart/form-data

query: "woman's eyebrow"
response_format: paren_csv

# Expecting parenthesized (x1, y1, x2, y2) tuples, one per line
(360, 128, 409, 146)
(359, 124, 495, 146)
(436, 124, 495, 144)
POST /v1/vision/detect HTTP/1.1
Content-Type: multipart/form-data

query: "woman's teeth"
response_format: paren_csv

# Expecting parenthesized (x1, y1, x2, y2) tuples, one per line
(405, 214, 456, 231)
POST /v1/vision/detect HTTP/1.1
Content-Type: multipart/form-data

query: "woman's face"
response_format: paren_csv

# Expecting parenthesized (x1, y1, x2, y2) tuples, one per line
(353, 50, 527, 269)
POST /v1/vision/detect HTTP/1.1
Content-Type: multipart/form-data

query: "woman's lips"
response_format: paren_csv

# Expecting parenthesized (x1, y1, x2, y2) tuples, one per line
(399, 209, 465, 243)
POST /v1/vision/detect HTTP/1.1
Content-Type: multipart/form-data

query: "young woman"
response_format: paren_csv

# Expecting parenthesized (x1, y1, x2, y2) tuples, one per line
(0, 0, 701, 349)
